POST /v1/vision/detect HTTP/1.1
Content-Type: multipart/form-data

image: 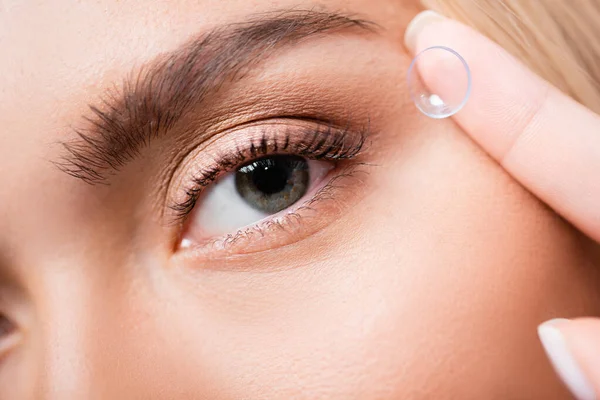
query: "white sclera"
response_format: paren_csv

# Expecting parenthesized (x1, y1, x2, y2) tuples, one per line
(407, 46, 472, 119)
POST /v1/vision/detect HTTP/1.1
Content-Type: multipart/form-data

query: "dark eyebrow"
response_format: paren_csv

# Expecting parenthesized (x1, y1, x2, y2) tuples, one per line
(57, 9, 378, 184)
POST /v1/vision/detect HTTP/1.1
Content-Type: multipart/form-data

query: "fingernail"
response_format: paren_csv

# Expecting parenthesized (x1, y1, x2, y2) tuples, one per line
(538, 319, 596, 400)
(404, 10, 446, 54)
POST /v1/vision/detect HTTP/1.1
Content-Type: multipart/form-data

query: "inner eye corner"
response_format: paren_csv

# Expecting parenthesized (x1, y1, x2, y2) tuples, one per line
(0, 313, 20, 357)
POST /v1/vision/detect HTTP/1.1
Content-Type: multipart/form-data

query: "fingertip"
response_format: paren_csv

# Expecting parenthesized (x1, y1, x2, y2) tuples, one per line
(403, 10, 446, 55)
(538, 318, 599, 400)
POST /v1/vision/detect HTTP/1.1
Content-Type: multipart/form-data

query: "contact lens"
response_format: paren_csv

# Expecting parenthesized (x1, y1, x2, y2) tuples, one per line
(407, 46, 471, 119)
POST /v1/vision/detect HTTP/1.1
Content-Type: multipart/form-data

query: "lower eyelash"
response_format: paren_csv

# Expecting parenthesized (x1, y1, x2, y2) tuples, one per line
(170, 121, 370, 221)
(199, 161, 372, 252)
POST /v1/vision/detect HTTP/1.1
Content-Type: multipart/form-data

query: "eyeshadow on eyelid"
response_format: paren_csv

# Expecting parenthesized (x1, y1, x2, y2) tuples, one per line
(168, 119, 369, 222)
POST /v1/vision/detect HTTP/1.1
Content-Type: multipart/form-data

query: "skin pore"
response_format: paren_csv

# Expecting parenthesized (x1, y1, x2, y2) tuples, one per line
(1, 0, 600, 399)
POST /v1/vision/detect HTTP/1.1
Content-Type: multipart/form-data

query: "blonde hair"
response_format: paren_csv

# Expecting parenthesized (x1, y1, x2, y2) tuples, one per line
(421, 0, 600, 113)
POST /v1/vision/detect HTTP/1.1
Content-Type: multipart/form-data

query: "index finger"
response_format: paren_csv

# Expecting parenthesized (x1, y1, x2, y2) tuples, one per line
(404, 11, 600, 243)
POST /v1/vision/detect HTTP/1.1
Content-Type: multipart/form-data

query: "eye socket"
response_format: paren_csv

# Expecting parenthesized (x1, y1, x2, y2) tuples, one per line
(169, 120, 369, 254)
(181, 155, 333, 245)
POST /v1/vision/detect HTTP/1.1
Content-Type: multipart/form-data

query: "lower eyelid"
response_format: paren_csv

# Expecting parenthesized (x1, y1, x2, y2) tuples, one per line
(173, 161, 371, 263)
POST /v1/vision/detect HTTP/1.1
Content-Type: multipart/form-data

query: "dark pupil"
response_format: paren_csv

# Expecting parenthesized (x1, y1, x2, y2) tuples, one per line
(235, 155, 310, 214)
(251, 159, 289, 195)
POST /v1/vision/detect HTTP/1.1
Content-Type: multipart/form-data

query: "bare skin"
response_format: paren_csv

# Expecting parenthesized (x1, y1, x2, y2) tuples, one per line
(1, 1, 599, 399)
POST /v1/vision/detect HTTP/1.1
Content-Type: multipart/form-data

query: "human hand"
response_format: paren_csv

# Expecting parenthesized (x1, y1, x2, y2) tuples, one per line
(404, 10, 600, 400)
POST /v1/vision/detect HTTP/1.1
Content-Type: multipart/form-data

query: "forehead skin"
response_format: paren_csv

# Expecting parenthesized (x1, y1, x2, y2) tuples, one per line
(1, 0, 599, 399)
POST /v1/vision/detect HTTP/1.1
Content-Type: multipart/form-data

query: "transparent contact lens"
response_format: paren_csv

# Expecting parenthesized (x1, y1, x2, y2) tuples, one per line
(407, 46, 472, 119)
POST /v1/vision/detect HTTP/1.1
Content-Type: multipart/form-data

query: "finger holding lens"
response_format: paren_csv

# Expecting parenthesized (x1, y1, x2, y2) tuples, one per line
(404, 11, 600, 243)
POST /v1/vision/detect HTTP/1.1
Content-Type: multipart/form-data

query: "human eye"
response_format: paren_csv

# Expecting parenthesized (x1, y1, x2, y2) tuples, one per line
(167, 119, 369, 256)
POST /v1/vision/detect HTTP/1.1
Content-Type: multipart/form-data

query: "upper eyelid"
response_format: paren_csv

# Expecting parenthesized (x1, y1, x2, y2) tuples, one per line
(56, 10, 380, 186)
(167, 119, 369, 223)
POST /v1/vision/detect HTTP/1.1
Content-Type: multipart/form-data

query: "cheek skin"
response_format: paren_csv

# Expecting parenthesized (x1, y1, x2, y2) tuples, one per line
(100, 112, 600, 399)
(358, 117, 600, 398)
(159, 117, 600, 399)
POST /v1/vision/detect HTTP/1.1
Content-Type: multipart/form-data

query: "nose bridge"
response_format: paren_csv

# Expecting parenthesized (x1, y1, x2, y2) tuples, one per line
(32, 266, 100, 400)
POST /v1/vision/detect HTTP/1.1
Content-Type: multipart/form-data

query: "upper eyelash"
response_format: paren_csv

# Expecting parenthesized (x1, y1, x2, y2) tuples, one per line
(170, 121, 369, 220)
